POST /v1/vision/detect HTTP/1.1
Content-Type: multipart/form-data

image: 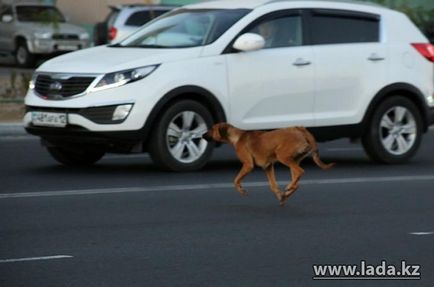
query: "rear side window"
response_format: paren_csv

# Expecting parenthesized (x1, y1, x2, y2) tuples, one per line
(125, 10, 168, 26)
(310, 9, 379, 45)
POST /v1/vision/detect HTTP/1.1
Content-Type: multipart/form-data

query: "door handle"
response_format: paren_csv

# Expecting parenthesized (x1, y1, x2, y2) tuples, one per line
(368, 53, 385, 61)
(293, 58, 311, 66)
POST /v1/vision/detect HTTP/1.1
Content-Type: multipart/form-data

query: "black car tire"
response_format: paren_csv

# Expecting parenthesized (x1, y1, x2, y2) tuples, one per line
(148, 100, 215, 171)
(47, 146, 105, 166)
(362, 96, 423, 163)
(15, 40, 35, 68)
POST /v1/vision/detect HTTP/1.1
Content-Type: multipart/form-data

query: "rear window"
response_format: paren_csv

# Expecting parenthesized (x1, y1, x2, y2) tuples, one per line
(310, 9, 380, 45)
(125, 10, 169, 26)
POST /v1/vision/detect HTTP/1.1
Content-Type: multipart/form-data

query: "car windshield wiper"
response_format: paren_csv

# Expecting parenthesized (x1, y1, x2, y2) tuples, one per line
(126, 44, 170, 49)
(108, 44, 197, 49)
(107, 43, 122, 47)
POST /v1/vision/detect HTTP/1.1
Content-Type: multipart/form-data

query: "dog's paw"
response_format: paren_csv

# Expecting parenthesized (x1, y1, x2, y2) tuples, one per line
(279, 195, 289, 207)
(236, 188, 248, 197)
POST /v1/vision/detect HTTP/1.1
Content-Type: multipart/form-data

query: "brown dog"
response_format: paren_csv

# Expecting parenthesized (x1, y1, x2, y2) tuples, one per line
(203, 123, 335, 206)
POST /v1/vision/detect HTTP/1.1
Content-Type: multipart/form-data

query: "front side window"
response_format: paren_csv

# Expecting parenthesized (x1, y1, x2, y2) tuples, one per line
(16, 6, 65, 23)
(247, 15, 303, 48)
(119, 9, 250, 48)
(311, 10, 379, 45)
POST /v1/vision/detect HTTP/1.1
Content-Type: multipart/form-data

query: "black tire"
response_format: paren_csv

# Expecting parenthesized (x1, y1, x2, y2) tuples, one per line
(148, 100, 215, 171)
(15, 40, 35, 68)
(362, 96, 423, 164)
(93, 22, 108, 46)
(47, 146, 105, 166)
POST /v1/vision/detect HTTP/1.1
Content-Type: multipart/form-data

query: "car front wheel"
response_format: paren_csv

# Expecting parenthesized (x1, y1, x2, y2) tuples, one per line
(148, 100, 214, 171)
(362, 96, 423, 163)
(47, 146, 105, 166)
(15, 40, 35, 68)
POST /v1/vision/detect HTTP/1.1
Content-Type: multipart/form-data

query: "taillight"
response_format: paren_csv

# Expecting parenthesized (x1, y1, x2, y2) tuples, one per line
(108, 27, 117, 41)
(411, 43, 434, 62)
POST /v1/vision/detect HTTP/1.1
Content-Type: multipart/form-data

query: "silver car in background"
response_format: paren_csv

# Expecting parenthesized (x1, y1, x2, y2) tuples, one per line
(0, 3, 89, 67)
(100, 4, 177, 44)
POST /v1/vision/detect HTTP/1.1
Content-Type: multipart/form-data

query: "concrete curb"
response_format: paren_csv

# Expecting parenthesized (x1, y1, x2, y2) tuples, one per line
(0, 122, 27, 136)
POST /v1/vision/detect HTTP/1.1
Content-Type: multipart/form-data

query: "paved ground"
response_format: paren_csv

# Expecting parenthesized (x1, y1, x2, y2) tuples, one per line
(0, 130, 433, 286)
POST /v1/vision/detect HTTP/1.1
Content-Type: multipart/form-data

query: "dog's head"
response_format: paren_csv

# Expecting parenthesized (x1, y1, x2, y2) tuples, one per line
(203, 122, 232, 143)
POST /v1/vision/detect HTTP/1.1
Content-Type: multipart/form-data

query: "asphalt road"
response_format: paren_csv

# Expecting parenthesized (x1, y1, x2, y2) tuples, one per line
(1, 131, 434, 286)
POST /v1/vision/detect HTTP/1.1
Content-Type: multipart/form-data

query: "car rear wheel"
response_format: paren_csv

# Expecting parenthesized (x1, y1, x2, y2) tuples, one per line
(148, 100, 214, 171)
(47, 146, 105, 166)
(362, 96, 423, 163)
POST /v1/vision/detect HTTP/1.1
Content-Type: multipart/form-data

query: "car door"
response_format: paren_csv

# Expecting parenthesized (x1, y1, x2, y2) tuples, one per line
(225, 10, 315, 130)
(308, 9, 387, 127)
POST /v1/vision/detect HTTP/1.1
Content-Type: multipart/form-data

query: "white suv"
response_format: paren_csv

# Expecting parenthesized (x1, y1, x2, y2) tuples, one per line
(24, 0, 434, 171)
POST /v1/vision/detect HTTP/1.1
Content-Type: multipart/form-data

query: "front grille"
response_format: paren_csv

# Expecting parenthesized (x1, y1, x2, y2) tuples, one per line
(35, 74, 95, 99)
(52, 34, 79, 40)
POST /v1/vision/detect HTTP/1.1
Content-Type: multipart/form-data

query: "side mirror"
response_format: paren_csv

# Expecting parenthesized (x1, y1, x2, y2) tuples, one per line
(1, 15, 13, 23)
(232, 33, 265, 52)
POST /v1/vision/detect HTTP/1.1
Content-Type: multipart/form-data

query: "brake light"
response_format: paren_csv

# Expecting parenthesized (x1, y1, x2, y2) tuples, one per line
(411, 43, 434, 62)
(108, 26, 117, 41)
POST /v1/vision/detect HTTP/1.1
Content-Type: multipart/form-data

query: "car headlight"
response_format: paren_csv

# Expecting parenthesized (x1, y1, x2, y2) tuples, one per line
(79, 33, 89, 40)
(91, 65, 159, 92)
(33, 31, 52, 39)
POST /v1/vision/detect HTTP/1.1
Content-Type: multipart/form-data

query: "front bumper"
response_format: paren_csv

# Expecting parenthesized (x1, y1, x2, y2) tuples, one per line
(25, 124, 146, 153)
(28, 38, 89, 54)
(429, 106, 434, 126)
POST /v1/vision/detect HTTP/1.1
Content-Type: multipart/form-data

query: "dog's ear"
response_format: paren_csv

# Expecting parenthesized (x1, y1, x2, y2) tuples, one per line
(218, 125, 229, 140)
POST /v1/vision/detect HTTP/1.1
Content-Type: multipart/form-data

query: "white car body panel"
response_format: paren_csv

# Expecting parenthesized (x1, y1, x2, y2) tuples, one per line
(24, 0, 433, 137)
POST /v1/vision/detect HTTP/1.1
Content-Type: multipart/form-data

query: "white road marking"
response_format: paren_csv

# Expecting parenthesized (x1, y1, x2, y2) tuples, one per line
(409, 231, 434, 236)
(0, 255, 73, 263)
(1, 174, 434, 199)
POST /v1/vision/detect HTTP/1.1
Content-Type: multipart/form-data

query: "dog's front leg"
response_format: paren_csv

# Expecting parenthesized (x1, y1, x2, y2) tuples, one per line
(234, 163, 253, 197)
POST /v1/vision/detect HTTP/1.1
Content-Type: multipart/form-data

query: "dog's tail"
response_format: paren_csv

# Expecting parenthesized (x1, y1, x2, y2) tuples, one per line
(297, 127, 335, 170)
(312, 151, 335, 170)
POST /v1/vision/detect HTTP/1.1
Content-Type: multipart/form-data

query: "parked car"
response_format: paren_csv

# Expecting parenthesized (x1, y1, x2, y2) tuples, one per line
(0, 3, 90, 67)
(94, 4, 177, 45)
(24, 0, 434, 171)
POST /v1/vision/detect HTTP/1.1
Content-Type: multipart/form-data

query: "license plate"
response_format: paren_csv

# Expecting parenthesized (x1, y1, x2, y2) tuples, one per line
(57, 45, 78, 51)
(32, 112, 67, 128)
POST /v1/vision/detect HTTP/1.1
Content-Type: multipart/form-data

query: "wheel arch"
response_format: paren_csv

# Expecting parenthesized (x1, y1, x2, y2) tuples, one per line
(14, 35, 27, 51)
(142, 85, 227, 146)
(362, 83, 430, 133)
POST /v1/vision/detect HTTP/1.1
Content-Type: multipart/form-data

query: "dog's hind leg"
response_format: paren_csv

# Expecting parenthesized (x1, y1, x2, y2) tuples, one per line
(277, 157, 304, 202)
(234, 162, 254, 197)
(264, 164, 284, 205)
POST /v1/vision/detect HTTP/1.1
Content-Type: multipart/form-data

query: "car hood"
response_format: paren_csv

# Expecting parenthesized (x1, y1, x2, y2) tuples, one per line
(38, 45, 203, 74)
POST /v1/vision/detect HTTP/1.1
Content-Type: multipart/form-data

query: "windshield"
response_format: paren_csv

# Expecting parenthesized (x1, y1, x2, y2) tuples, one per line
(16, 6, 65, 23)
(118, 9, 250, 48)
